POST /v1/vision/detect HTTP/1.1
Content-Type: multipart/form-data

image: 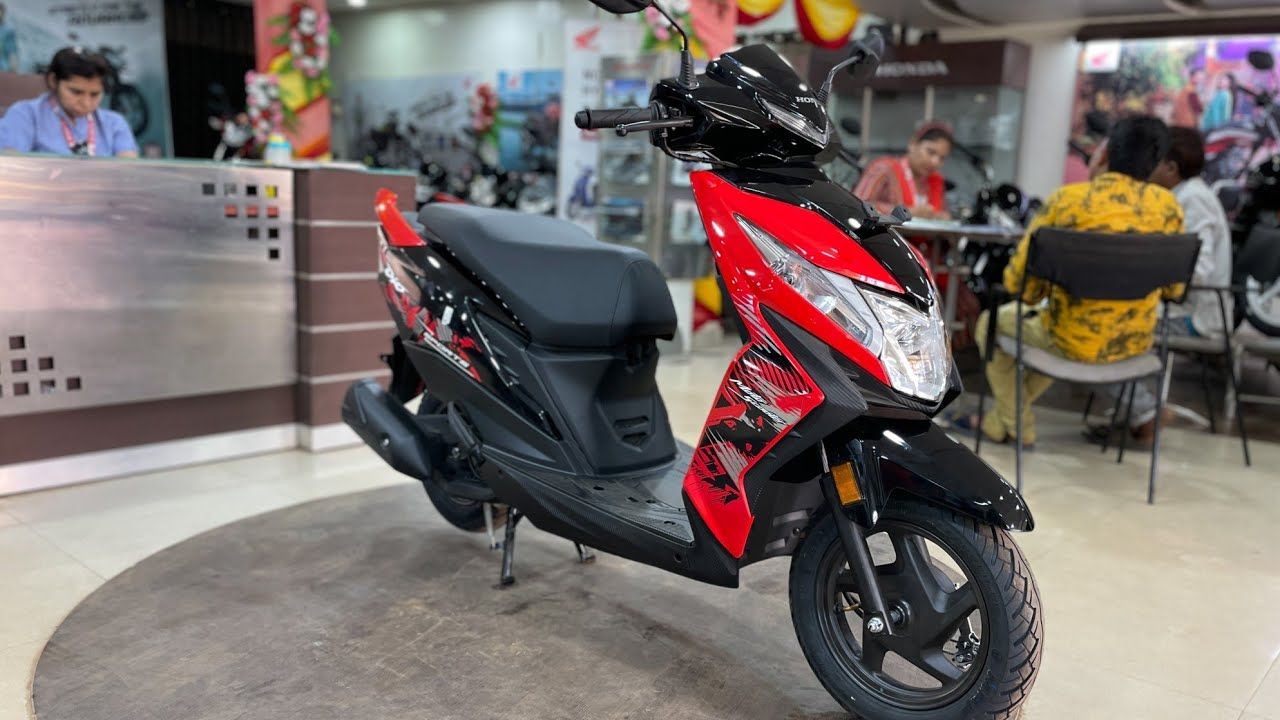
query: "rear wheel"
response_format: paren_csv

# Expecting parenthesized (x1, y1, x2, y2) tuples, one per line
(417, 398, 503, 532)
(1242, 276, 1280, 337)
(789, 502, 1042, 720)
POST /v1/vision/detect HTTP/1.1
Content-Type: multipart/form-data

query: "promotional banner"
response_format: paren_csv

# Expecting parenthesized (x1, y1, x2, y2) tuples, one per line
(0, 0, 172, 155)
(253, 0, 334, 158)
(1069, 36, 1280, 187)
(341, 73, 479, 175)
(341, 69, 561, 210)
(556, 18, 643, 230)
(736, 0, 858, 49)
(495, 69, 562, 174)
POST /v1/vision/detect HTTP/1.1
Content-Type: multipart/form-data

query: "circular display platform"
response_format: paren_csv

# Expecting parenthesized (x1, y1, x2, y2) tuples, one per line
(34, 484, 845, 719)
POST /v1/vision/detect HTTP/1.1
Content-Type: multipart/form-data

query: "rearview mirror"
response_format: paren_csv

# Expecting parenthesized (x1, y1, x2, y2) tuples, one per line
(817, 30, 886, 103)
(840, 117, 862, 137)
(1248, 49, 1275, 72)
(587, 0, 651, 14)
(846, 31, 886, 84)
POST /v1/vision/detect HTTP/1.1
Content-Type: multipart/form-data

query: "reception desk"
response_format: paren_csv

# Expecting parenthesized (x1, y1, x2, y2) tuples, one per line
(0, 155, 415, 494)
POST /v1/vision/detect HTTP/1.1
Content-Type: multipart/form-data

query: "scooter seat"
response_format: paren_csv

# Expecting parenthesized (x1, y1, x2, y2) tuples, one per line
(418, 204, 677, 349)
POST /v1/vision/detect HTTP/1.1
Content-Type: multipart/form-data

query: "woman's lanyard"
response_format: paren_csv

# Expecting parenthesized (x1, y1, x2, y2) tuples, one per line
(49, 97, 95, 156)
(892, 156, 944, 212)
(890, 158, 921, 208)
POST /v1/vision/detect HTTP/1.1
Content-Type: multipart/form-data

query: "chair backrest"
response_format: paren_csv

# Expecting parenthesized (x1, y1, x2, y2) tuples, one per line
(0, 72, 46, 116)
(1024, 228, 1200, 302)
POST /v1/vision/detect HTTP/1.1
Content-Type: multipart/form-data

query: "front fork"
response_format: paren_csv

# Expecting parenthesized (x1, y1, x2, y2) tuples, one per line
(819, 441, 900, 638)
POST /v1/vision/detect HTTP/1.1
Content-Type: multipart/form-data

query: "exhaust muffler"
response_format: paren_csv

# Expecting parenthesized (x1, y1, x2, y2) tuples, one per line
(341, 379, 433, 482)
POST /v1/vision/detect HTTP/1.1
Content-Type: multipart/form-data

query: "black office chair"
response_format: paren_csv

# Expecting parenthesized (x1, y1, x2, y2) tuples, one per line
(974, 228, 1201, 504)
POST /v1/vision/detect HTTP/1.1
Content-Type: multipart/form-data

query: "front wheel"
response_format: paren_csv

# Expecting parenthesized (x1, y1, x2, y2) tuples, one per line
(790, 502, 1042, 720)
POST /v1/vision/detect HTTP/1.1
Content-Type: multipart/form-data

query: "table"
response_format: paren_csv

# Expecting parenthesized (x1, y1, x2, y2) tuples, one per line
(900, 220, 1024, 333)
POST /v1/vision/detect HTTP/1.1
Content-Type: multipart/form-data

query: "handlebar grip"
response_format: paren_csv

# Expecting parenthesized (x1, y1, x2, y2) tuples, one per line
(574, 106, 657, 130)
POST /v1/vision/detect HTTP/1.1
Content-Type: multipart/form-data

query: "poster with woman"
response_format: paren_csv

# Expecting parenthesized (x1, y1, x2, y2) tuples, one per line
(1069, 35, 1280, 188)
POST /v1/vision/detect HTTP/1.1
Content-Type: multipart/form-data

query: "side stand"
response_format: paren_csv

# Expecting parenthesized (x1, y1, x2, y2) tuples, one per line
(574, 542, 596, 564)
(497, 509, 523, 589)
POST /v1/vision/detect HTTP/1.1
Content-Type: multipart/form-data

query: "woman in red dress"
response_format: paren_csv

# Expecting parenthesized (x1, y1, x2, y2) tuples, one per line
(855, 122, 953, 219)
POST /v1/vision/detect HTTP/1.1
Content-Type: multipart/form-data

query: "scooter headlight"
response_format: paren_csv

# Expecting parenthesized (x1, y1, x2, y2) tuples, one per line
(738, 216, 883, 356)
(861, 288, 950, 402)
(738, 216, 949, 402)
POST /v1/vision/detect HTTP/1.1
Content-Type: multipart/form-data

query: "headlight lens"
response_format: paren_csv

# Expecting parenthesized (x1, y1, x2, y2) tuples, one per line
(737, 216, 949, 402)
(759, 98, 829, 148)
(738, 215, 882, 355)
(862, 289, 950, 402)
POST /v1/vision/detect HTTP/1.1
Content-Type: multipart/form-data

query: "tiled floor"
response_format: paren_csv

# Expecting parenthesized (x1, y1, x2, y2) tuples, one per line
(2, 344, 1278, 720)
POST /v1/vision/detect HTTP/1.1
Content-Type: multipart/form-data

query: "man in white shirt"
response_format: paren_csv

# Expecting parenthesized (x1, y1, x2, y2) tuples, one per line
(1091, 126, 1234, 447)
(1150, 126, 1234, 336)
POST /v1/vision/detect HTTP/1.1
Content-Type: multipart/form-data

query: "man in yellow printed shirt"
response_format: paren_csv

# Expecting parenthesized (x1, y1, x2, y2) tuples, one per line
(968, 116, 1186, 447)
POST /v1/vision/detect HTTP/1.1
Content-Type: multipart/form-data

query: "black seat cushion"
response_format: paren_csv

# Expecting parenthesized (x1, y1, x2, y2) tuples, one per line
(419, 204, 676, 349)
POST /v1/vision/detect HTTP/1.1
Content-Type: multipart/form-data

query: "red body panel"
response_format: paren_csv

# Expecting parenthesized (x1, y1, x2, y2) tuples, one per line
(682, 171, 891, 558)
(707, 176, 904, 294)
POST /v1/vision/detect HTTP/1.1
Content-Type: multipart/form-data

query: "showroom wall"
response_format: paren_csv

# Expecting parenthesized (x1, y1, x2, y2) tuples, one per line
(941, 20, 1079, 201)
(331, 0, 602, 83)
(1014, 36, 1080, 200)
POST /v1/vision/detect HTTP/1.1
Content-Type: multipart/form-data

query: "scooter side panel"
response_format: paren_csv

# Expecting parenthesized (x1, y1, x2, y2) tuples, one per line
(684, 171, 830, 558)
(375, 206, 555, 436)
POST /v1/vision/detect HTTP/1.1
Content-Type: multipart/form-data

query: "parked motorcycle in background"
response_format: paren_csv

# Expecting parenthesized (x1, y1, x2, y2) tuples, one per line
(206, 83, 254, 161)
(1231, 154, 1280, 336)
(1205, 49, 1280, 189)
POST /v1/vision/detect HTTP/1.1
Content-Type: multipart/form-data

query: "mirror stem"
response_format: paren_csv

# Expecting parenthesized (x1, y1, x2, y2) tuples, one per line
(652, 1, 698, 89)
(817, 54, 860, 105)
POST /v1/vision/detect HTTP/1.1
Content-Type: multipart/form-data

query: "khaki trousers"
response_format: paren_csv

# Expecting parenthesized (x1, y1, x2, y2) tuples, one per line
(975, 303, 1061, 444)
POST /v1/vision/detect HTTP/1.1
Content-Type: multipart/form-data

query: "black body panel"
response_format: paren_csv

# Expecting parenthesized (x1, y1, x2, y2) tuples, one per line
(652, 44, 831, 166)
(477, 442, 740, 588)
(847, 423, 1035, 533)
(526, 340, 677, 475)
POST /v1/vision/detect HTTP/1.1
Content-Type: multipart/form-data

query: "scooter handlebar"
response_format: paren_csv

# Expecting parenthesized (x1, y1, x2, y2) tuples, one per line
(574, 106, 657, 130)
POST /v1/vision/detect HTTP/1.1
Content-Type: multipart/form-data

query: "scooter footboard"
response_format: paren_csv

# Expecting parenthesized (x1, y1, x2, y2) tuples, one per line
(850, 421, 1034, 532)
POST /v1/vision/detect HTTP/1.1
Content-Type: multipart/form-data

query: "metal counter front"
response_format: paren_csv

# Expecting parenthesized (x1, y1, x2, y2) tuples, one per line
(0, 156, 305, 493)
(0, 156, 297, 417)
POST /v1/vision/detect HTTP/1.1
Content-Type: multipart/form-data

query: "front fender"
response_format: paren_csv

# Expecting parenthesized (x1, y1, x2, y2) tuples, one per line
(848, 421, 1034, 532)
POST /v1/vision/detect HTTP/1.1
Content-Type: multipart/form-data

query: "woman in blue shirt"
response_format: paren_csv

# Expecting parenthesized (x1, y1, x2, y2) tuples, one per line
(0, 47, 138, 157)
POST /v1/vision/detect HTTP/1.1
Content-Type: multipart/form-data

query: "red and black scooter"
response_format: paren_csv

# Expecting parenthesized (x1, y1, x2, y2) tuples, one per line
(343, 3, 1041, 717)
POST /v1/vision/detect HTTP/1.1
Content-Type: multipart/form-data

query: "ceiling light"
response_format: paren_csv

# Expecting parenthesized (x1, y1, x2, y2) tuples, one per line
(348, 0, 367, 7)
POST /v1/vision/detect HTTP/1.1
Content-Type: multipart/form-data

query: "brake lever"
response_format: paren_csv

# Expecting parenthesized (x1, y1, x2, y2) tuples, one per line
(615, 117, 695, 136)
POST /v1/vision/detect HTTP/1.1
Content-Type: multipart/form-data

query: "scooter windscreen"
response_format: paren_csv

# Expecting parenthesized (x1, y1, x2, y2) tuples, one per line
(707, 45, 830, 150)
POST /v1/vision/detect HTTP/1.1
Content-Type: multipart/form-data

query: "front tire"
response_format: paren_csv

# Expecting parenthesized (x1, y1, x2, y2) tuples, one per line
(790, 502, 1042, 720)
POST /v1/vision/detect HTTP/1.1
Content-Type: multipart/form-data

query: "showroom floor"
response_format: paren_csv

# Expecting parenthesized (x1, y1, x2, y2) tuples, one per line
(2, 344, 1279, 720)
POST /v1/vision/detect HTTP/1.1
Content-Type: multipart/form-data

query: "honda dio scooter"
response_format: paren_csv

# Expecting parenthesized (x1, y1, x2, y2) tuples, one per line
(342, 3, 1042, 717)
